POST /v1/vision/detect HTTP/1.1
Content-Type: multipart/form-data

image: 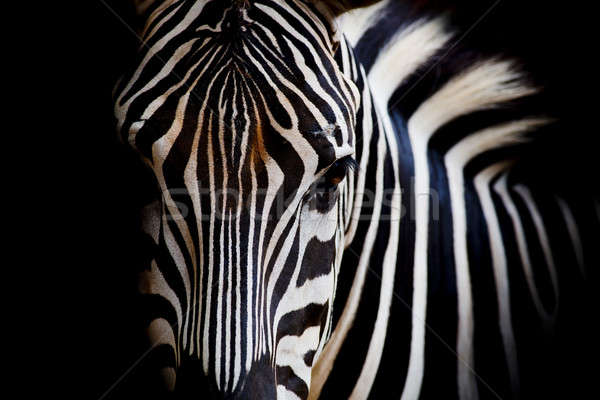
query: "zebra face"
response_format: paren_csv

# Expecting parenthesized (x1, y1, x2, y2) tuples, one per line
(114, 1, 361, 398)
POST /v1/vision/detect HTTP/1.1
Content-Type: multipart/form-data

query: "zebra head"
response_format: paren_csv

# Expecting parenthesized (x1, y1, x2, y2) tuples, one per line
(114, 1, 369, 398)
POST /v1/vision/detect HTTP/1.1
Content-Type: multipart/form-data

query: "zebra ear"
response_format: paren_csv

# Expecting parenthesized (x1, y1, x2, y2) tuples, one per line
(319, 0, 384, 15)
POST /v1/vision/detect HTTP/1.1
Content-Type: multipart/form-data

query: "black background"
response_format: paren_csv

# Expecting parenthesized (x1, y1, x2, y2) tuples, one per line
(58, 1, 598, 399)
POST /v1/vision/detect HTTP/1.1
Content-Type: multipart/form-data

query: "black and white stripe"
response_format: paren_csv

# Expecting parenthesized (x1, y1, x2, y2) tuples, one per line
(115, 1, 598, 399)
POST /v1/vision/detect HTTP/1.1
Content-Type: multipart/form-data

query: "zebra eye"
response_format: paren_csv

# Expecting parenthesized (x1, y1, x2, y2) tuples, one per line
(308, 156, 358, 209)
(323, 156, 358, 187)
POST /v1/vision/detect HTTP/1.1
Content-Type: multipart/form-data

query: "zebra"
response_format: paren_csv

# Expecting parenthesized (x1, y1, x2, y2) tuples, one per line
(113, 0, 598, 398)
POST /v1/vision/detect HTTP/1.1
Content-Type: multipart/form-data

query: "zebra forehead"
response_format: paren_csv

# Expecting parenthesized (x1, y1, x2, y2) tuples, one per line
(115, 0, 359, 182)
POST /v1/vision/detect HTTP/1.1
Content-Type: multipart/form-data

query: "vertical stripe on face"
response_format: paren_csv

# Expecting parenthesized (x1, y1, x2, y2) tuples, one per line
(115, 1, 360, 397)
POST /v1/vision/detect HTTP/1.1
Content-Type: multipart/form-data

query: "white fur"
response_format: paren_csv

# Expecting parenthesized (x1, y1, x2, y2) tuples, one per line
(336, 0, 391, 46)
(369, 18, 453, 105)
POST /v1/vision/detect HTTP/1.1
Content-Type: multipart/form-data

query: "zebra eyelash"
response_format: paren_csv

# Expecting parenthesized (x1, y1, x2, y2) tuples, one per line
(322, 155, 359, 187)
(335, 156, 359, 174)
